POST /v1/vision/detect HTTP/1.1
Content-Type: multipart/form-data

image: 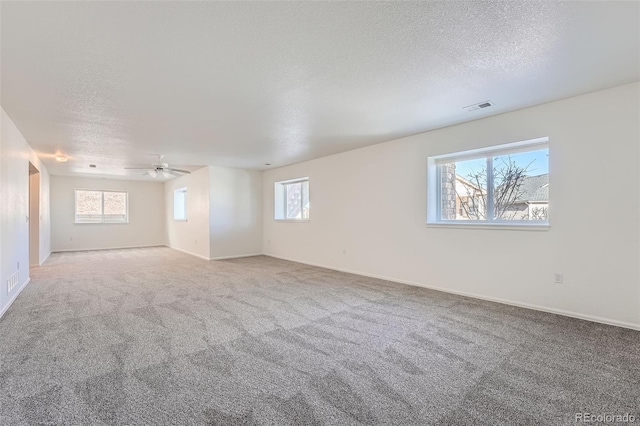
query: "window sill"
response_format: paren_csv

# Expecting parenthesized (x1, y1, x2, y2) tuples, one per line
(426, 222, 549, 231)
(174, 219, 188, 222)
(274, 219, 310, 223)
(75, 221, 129, 225)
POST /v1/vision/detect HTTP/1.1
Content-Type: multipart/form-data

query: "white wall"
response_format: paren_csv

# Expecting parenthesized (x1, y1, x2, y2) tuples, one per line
(209, 166, 262, 259)
(164, 166, 262, 260)
(165, 166, 211, 259)
(29, 172, 39, 265)
(39, 169, 50, 263)
(263, 83, 640, 329)
(1, 108, 51, 318)
(51, 176, 165, 251)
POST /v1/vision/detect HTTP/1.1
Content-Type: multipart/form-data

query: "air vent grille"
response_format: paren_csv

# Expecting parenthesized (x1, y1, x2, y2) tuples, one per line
(7, 271, 19, 293)
(464, 101, 493, 112)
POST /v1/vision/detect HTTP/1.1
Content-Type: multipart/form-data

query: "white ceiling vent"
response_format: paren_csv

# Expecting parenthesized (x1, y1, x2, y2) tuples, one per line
(464, 101, 493, 112)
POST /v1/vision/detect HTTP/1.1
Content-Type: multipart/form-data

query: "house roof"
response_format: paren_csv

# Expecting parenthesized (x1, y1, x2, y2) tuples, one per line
(517, 174, 548, 202)
(455, 175, 483, 194)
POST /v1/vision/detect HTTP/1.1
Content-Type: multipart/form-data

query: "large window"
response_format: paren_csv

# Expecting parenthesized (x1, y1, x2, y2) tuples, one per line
(75, 190, 128, 224)
(173, 187, 187, 220)
(274, 177, 310, 220)
(427, 137, 549, 227)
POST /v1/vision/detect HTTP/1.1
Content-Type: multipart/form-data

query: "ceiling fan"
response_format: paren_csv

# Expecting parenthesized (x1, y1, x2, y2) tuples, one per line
(124, 155, 191, 178)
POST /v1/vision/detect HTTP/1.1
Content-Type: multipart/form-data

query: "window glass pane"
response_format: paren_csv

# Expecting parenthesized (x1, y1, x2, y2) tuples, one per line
(441, 158, 488, 220)
(103, 192, 127, 222)
(174, 189, 187, 220)
(75, 190, 129, 223)
(285, 182, 303, 219)
(76, 190, 102, 220)
(301, 180, 310, 219)
(429, 139, 549, 226)
(103, 192, 126, 215)
(493, 148, 548, 221)
(275, 178, 309, 220)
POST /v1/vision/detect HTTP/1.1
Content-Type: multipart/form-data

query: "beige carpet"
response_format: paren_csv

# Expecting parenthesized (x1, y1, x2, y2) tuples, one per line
(1, 247, 638, 425)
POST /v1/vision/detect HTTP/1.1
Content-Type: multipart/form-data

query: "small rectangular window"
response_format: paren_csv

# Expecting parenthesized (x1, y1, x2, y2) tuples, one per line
(174, 187, 187, 220)
(275, 178, 310, 221)
(427, 137, 549, 227)
(75, 189, 128, 224)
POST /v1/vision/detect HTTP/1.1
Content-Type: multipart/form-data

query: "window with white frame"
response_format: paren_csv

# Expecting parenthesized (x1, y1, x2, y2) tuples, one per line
(75, 189, 128, 224)
(427, 137, 549, 226)
(173, 187, 187, 220)
(274, 178, 310, 220)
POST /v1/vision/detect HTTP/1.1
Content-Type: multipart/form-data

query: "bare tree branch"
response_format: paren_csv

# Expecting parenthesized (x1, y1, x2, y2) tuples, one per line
(454, 156, 535, 220)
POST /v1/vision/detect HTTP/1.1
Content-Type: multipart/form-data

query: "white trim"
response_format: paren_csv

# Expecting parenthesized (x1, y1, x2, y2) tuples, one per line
(274, 177, 310, 221)
(426, 223, 549, 231)
(0, 278, 31, 320)
(74, 221, 129, 225)
(74, 188, 129, 224)
(431, 136, 549, 164)
(264, 253, 640, 332)
(39, 251, 51, 266)
(427, 137, 550, 227)
(210, 253, 263, 261)
(275, 177, 309, 185)
(173, 187, 187, 221)
(53, 244, 164, 253)
(167, 246, 211, 261)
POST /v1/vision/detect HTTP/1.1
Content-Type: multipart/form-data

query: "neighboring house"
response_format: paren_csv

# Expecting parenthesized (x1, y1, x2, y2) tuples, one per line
(506, 173, 549, 220)
(455, 173, 548, 220)
(455, 175, 487, 219)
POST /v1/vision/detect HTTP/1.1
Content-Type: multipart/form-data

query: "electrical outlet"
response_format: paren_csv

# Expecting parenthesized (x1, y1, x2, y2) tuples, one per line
(70, 237, 73, 241)
(268, 239, 271, 244)
(554, 273, 563, 284)
(342, 249, 347, 255)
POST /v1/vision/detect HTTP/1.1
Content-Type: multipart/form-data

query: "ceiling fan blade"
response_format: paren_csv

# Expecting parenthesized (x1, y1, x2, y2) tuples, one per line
(141, 171, 150, 176)
(124, 167, 150, 170)
(166, 168, 191, 174)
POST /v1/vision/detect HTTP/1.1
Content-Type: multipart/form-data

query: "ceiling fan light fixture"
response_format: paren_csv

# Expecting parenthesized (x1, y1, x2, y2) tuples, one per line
(125, 156, 190, 178)
(55, 156, 68, 163)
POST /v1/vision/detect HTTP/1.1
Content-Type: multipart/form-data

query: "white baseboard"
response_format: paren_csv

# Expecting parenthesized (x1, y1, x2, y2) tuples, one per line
(0, 278, 31, 320)
(168, 246, 263, 261)
(167, 246, 211, 261)
(39, 251, 51, 266)
(265, 253, 640, 332)
(210, 253, 263, 261)
(53, 244, 164, 253)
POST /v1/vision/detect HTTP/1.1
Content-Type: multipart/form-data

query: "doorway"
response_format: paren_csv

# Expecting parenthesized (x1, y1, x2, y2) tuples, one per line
(29, 163, 40, 266)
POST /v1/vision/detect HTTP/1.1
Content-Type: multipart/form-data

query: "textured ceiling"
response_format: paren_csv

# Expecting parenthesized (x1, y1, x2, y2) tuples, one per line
(1, 1, 639, 179)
